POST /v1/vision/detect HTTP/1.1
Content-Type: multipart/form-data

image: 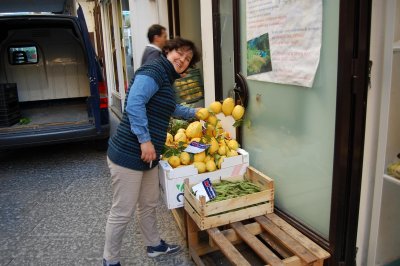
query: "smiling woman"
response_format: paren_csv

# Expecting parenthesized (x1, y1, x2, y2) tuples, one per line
(103, 37, 201, 265)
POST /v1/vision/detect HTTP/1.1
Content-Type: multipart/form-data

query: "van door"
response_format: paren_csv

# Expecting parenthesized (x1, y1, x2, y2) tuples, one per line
(77, 5, 102, 132)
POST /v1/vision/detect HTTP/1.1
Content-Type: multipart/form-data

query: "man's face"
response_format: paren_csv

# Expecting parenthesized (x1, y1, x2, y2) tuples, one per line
(155, 29, 167, 48)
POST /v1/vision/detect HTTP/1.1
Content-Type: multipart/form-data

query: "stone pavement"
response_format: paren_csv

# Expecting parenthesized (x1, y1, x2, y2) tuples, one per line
(0, 142, 194, 266)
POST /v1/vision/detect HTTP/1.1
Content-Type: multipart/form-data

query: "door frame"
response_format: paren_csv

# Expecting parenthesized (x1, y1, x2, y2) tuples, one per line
(213, 0, 372, 264)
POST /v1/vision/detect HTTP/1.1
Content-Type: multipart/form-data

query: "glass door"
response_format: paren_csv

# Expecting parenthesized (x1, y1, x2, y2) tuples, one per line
(214, 1, 372, 264)
(237, 0, 339, 239)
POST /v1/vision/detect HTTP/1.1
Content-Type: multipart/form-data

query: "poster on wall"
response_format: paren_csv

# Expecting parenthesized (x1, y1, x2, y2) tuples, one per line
(246, 0, 322, 87)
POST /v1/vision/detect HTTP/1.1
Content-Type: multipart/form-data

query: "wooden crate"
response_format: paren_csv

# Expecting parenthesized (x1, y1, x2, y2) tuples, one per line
(186, 212, 331, 266)
(184, 166, 274, 230)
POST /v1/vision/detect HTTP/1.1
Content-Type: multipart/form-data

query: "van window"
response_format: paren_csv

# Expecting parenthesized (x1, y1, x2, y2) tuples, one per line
(8, 46, 38, 65)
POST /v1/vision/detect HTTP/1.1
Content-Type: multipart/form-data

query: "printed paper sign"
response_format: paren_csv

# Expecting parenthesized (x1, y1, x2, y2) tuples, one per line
(246, 0, 322, 87)
(184, 141, 210, 154)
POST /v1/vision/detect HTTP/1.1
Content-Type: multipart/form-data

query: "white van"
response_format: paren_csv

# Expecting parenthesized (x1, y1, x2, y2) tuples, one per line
(0, 3, 109, 149)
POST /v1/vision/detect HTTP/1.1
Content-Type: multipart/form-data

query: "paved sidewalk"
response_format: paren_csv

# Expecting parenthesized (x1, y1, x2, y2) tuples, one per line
(0, 142, 193, 266)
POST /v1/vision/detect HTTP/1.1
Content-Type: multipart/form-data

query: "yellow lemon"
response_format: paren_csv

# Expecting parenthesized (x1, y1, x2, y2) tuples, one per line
(168, 156, 181, 168)
(227, 149, 238, 157)
(208, 101, 222, 114)
(206, 115, 218, 126)
(186, 121, 203, 139)
(206, 160, 217, 172)
(205, 124, 215, 137)
(165, 133, 173, 145)
(174, 132, 187, 143)
(204, 155, 213, 163)
(232, 105, 245, 120)
(180, 152, 191, 165)
(218, 145, 227, 156)
(208, 137, 219, 154)
(193, 162, 206, 173)
(227, 139, 239, 151)
(217, 156, 226, 169)
(194, 151, 206, 162)
(190, 137, 202, 144)
(222, 98, 235, 116)
(196, 108, 210, 121)
(177, 128, 186, 134)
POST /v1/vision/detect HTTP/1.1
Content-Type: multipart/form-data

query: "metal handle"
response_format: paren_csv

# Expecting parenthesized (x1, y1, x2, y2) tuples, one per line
(234, 72, 249, 108)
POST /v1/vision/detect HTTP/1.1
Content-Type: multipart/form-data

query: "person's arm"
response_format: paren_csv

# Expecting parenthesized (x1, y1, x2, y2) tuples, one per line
(126, 75, 158, 162)
(172, 104, 198, 120)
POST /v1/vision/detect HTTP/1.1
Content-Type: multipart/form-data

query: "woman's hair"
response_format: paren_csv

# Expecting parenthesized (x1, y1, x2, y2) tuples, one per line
(163, 37, 201, 68)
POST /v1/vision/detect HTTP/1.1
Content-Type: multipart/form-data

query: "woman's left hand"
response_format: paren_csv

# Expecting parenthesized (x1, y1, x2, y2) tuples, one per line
(140, 141, 156, 163)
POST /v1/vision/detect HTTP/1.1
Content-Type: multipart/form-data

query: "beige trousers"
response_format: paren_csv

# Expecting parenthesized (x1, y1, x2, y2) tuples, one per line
(103, 157, 161, 261)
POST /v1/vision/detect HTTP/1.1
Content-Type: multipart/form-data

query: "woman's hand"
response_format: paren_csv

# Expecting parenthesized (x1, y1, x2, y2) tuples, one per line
(140, 141, 156, 163)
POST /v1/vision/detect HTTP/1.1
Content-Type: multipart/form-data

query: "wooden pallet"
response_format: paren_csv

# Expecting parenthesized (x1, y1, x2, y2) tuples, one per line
(186, 212, 330, 266)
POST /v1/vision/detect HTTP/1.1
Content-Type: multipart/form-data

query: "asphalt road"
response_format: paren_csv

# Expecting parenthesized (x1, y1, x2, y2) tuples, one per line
(0, 139, 192, 266)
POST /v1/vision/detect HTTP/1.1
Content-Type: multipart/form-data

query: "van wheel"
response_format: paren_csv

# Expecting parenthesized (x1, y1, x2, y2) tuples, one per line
(94, 138, 109, 151)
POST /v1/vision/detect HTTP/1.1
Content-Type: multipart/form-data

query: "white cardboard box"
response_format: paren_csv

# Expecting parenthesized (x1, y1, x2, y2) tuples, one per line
(159, 149, 249, 209)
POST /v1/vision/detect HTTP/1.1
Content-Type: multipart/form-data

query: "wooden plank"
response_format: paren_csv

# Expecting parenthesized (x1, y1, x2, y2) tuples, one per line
(207, 227, 251, 266)
(199, 202, 273, 230)
(203, 189, 273, 216)
(231, 222, 284, 266)
(189, 247, 206, 266)
(268, 256, 303, 266)
(259, 232, 293, 258)
(266, 213, 330, 260)
(209, 222, 263, 247)
(255, 216, 319, 264)
(171, 207, 186, 239)
(246, 166, 274, 190)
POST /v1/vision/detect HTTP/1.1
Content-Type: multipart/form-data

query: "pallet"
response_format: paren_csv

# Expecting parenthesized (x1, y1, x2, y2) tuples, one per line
(184, 166, 274, 230)
(186, 212, 330, 266)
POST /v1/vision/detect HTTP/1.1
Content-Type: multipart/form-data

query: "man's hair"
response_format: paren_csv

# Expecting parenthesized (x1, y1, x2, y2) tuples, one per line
(147, 24, 166, 43)
(163, 37, 201, 69)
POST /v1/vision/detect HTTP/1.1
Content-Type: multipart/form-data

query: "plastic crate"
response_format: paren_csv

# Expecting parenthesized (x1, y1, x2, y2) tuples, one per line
(173, 69, 204, 104)
(0, 108, 20, 127)
(0, 83, 19, 106)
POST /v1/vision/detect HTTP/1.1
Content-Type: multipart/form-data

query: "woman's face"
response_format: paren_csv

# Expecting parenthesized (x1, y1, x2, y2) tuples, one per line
(166, 47, 193, 74)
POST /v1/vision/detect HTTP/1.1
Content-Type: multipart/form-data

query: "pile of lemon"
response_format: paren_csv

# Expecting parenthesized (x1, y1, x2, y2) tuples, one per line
(163, 98, 245, 173)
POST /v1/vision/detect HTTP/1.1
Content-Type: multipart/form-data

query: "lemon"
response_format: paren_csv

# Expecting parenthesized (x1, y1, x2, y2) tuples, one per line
(194, 151, 206, 162)
(165, 132, 173, 145)
(174, 132, 187, 143)
(208, 101, 222, 114)
(168, 156, 181, 168)
(206, 115, 218, 126)
(227, 149, 238, 157)
(206, 160, 217, 172)
(208, 137, 219, 154)
(177, 128, 186, 134)
(196, 108, 210, 121)
(227, 139, 239, 151)
(186, 121, 203, 139)
(205, 124, 215, 137)
(190, 137, 201, 143)
(222, 98, 235, 116)
(204, 155, 213, 163)
(218, 145, 227, 156)
(232, 105, 245, 120)
(193, 162, 206, 173)
(180, 152, 191, 165)
(217, 156, 226, 169)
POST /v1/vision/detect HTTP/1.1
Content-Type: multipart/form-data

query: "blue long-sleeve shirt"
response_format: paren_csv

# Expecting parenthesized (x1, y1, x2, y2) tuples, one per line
(126, 74, 195, 143)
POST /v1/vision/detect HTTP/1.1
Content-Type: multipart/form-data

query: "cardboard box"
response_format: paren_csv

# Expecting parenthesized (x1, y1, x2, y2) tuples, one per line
(159, 149, 249, 209)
